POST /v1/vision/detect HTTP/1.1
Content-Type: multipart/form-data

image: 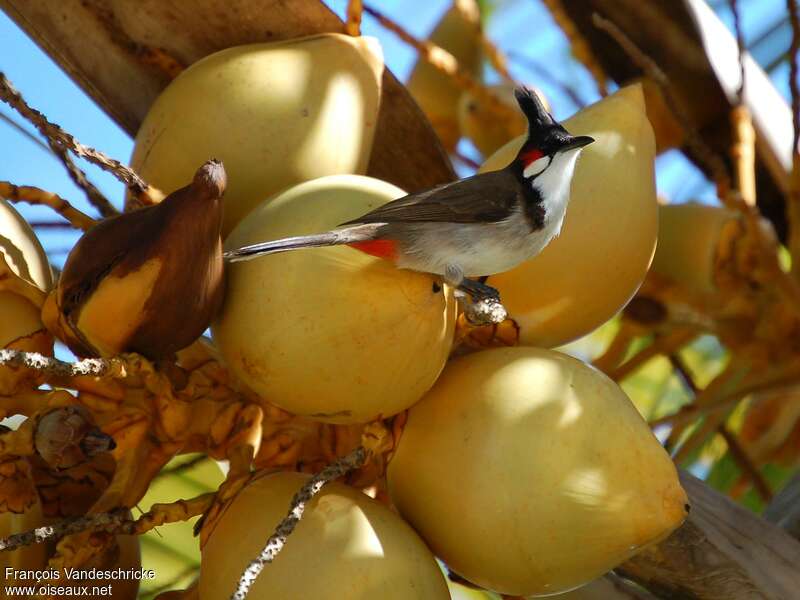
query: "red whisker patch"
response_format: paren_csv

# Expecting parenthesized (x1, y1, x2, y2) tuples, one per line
(520, 148, 543, 166)
(348, 239, 398, 261)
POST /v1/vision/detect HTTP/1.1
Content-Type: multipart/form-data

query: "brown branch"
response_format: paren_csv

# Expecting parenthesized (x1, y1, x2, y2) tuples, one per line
(0, 349, 119, 378)
(48, 138, 116, 217)
(0, 508, 129, 552)
(230, 446, 367, 600)
(0, 71, 115, 216)
(0, 71, 159, 211)
(0, 181, 97, 230)
(345, 0, 363, 36)
(0, 493, 214, 553)
(125, 494, 215, 535)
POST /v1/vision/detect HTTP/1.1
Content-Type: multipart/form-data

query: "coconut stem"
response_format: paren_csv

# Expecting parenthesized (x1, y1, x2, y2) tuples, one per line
(229, 446, 367, 600)
(0, 493, 214, 553)
(0, 181, 97, 230)
(0, 508, 129, 552)
(730, 106, 757, 208)
(0, 349, 120, 379)
(0, 71, 160, 212)
(345, 0, 363, 36)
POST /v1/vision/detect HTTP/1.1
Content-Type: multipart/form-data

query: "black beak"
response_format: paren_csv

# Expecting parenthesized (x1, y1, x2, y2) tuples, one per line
(559, 135, 595, 152)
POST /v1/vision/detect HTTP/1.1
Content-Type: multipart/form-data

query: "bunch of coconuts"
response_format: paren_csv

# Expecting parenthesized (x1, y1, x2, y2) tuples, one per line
(0, 205, 141, 597)
(3, 22, 689, 600)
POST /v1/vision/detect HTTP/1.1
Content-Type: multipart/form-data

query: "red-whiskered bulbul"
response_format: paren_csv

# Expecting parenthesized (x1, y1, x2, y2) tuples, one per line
(224, 87, 593, 300)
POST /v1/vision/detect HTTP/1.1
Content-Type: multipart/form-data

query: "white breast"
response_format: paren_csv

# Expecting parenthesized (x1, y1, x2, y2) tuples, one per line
(531, 147, 582, 240)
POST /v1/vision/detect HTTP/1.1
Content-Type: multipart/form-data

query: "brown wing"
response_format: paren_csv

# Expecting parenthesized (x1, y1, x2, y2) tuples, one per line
(341, 169, 520, 225)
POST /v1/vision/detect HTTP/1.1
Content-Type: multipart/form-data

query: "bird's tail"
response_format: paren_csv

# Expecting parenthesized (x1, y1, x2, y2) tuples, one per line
(224, 224, 381, 262)
(224, 232, 343, 262)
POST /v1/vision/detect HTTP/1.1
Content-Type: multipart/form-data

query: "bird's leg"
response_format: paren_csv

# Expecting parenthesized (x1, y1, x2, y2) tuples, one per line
(444, 264, 507, 326)
(444, 264, 501, 301)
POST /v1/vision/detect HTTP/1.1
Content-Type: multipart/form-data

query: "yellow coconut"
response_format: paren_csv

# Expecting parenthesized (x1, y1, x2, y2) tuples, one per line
(130, 34, 384, 236)
(652, 203, 737, 294)
(0, 199, 53, 394)
(407, 0, 482, 151)
(387, 347, 688, 597)
(458, 84, 545, 158)
(199, 471, 450, 600)
(479, 84, 658, 347)
(212, 175, 456, 423)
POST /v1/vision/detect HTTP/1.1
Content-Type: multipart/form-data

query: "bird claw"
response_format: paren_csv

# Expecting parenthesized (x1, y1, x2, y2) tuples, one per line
(463, 295, 508, 326)
(442, 264, 501, 302)
(442, 265, 506, 324)
(458, 278, 502, 303)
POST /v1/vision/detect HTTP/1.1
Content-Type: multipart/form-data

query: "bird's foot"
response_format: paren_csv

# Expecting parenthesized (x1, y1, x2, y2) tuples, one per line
(443, 265, 506, 326)
(463, 296, 508, 326)
(458, 278, 501, 302)
(443, 264, 501, 302)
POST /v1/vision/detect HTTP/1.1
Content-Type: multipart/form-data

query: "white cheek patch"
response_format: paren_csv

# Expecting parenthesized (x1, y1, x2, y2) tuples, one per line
(523, 155, 550, 178)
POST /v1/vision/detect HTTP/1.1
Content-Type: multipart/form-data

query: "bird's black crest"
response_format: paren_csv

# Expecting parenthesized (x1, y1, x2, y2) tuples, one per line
(514, 86, 555, 132)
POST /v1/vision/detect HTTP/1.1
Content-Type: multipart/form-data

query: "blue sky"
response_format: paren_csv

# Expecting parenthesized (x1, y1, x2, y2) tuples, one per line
(0, 0, 794, 269)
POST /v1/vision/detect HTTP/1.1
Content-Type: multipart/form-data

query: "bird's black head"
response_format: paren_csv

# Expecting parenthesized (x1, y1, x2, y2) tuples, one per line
(513, 86, 594, 178)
